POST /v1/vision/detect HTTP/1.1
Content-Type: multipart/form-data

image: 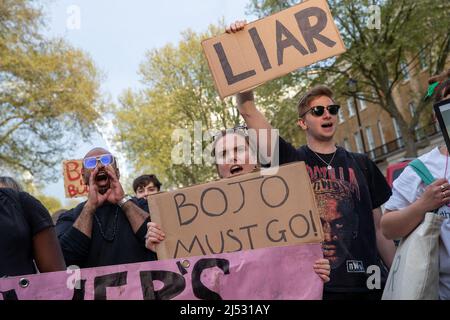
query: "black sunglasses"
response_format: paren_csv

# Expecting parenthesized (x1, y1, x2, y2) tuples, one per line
(300, 105, 340, 118)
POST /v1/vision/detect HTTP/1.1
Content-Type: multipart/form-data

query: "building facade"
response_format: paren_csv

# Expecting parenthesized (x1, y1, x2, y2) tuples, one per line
(334, 58, 450, 173)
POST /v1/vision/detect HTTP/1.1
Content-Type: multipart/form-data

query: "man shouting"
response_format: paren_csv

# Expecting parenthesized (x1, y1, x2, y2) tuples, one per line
(56, 147, 157, 268)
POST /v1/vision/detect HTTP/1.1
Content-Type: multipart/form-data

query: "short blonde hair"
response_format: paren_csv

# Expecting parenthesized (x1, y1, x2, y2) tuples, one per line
(297, 85, 335, 117)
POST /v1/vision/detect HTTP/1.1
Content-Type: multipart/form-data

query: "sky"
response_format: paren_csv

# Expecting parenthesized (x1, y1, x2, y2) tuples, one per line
(42, 0, 255, 206)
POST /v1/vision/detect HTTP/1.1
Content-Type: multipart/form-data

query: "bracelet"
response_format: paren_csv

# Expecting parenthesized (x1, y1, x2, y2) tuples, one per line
(118, 195, 133, 208)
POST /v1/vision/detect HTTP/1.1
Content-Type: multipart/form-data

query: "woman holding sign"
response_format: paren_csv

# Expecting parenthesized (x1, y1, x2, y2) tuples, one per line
(145, 127, 331, 284)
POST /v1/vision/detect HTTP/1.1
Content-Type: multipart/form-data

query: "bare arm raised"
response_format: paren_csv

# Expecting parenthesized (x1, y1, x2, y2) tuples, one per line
(73, 166, 111, 238)
(104, 165, 149, 233)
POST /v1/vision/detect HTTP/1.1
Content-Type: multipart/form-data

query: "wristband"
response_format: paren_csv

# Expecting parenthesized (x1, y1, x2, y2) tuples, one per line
(118, 194, 133, 208)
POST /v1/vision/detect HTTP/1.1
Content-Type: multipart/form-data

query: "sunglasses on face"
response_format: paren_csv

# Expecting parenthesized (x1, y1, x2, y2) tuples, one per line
(300, 105, 340, 118)
(83, 154, 115, 169)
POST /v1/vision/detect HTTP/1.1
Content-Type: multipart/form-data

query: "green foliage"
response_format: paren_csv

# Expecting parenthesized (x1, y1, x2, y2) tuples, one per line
(0, 0, 104, 181)
(113, 22, 310, 189)
(113, 25, 242, 188)
(246, 0, 297, 18)
(35, 193, 63, 214)
(248, 0, 450, 156)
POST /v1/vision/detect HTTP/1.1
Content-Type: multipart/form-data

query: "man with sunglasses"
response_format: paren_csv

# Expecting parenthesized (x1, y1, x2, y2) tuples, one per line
(56, 147, 157, 268)
(227, 17, 395, 301)
(235, 85, 395, 300)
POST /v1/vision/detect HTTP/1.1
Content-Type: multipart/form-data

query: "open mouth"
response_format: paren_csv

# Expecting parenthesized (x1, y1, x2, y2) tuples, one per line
(321, 122, 333, 128)
(95, 171, 110, 187)
(229, 165, 244, 176)
(95, 172, 108, 182)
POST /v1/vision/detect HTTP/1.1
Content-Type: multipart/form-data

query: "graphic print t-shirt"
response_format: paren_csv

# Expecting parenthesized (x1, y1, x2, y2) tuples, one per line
(277, 137, 392, 292)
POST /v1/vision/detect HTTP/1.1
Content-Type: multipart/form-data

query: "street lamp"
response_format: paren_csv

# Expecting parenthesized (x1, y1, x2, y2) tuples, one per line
(347, 78, 367, 154)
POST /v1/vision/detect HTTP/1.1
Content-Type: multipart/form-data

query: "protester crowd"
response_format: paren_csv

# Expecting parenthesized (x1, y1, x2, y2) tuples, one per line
(1, 20, 450, 300)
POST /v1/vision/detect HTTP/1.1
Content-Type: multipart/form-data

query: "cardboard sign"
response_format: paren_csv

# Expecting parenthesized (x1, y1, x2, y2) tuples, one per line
(202, 0, 346, 98)
(149, 162, 323, 260)
(63, 159, 88, 198)
(0, 244, 323, 300)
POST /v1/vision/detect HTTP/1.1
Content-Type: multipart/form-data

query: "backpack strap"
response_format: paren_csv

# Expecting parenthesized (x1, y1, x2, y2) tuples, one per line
(408, 159, 435, 186)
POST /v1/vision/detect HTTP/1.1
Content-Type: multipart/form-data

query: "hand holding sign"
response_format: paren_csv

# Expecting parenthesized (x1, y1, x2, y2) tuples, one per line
(225, 20, 247, 34)
(202, 0, 346, 99)
(145, 222, 166, 252)
(149, 162, 323, 260)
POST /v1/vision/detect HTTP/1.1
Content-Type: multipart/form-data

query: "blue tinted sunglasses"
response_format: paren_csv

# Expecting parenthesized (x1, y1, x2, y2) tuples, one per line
(83, 154, 115, 169)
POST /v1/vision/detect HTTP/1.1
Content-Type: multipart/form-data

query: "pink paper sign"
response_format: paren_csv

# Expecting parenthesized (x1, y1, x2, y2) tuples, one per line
(0, 244, 323, 300)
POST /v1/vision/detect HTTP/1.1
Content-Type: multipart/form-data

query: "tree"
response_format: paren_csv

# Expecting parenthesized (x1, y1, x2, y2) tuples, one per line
(0, 0, 104, 181)
(248, 0, 450, 157)
(113, 26, 242, 188)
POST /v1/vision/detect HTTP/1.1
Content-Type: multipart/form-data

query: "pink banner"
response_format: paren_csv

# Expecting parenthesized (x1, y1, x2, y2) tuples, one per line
(0, 244, 323, 300)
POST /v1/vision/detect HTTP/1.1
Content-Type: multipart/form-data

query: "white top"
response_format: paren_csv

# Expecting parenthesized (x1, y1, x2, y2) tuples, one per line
(384, 147, 450, 300)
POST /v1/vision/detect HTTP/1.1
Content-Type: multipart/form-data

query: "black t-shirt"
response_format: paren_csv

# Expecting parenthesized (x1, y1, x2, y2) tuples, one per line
(56, 197, 156, 268)
(0, 188, 54, 277)
(278, 137, 392, 293)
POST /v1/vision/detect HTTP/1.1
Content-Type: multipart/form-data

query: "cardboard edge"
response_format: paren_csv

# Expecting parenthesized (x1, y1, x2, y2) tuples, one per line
(201, 39, 227, 100)
(62, 161, 70, 198)
(148, 195, 169, 260)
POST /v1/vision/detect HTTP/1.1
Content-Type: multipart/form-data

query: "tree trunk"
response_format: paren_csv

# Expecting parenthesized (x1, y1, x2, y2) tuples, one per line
(403, 130, 418, 158)
(385, 93, 419, 158)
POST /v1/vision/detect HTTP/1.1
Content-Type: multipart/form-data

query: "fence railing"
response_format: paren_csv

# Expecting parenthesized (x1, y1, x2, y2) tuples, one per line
(366, 122, 441, 161)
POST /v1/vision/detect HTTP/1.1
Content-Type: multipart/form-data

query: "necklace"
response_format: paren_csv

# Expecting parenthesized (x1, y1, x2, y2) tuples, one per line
(93, 206, 119, 242)
(309, 146, 337, 170)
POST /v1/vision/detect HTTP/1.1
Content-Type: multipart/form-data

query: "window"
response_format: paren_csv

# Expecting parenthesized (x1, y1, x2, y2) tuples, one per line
(365, 126, 375, 159)
(338, 107, 345, 123)
(358, 93, 367, 110)
(419, 50, 428, 70)
(343, 138, 351, 152)
(371, 88, 378, 99)
(377, 120, 387, 154)
(400, 61, 410, 81)
(392, 117, 404, 148)
(347, 98, 355, 117)
(354, 131, 363, 153)
(409, 102, 422, 140)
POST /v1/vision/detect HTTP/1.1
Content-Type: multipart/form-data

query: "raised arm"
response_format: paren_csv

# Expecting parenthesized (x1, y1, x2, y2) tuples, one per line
(226, 20, 273, 132)
(72, 166, 111, 238)
(105, 165, 149, 233)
